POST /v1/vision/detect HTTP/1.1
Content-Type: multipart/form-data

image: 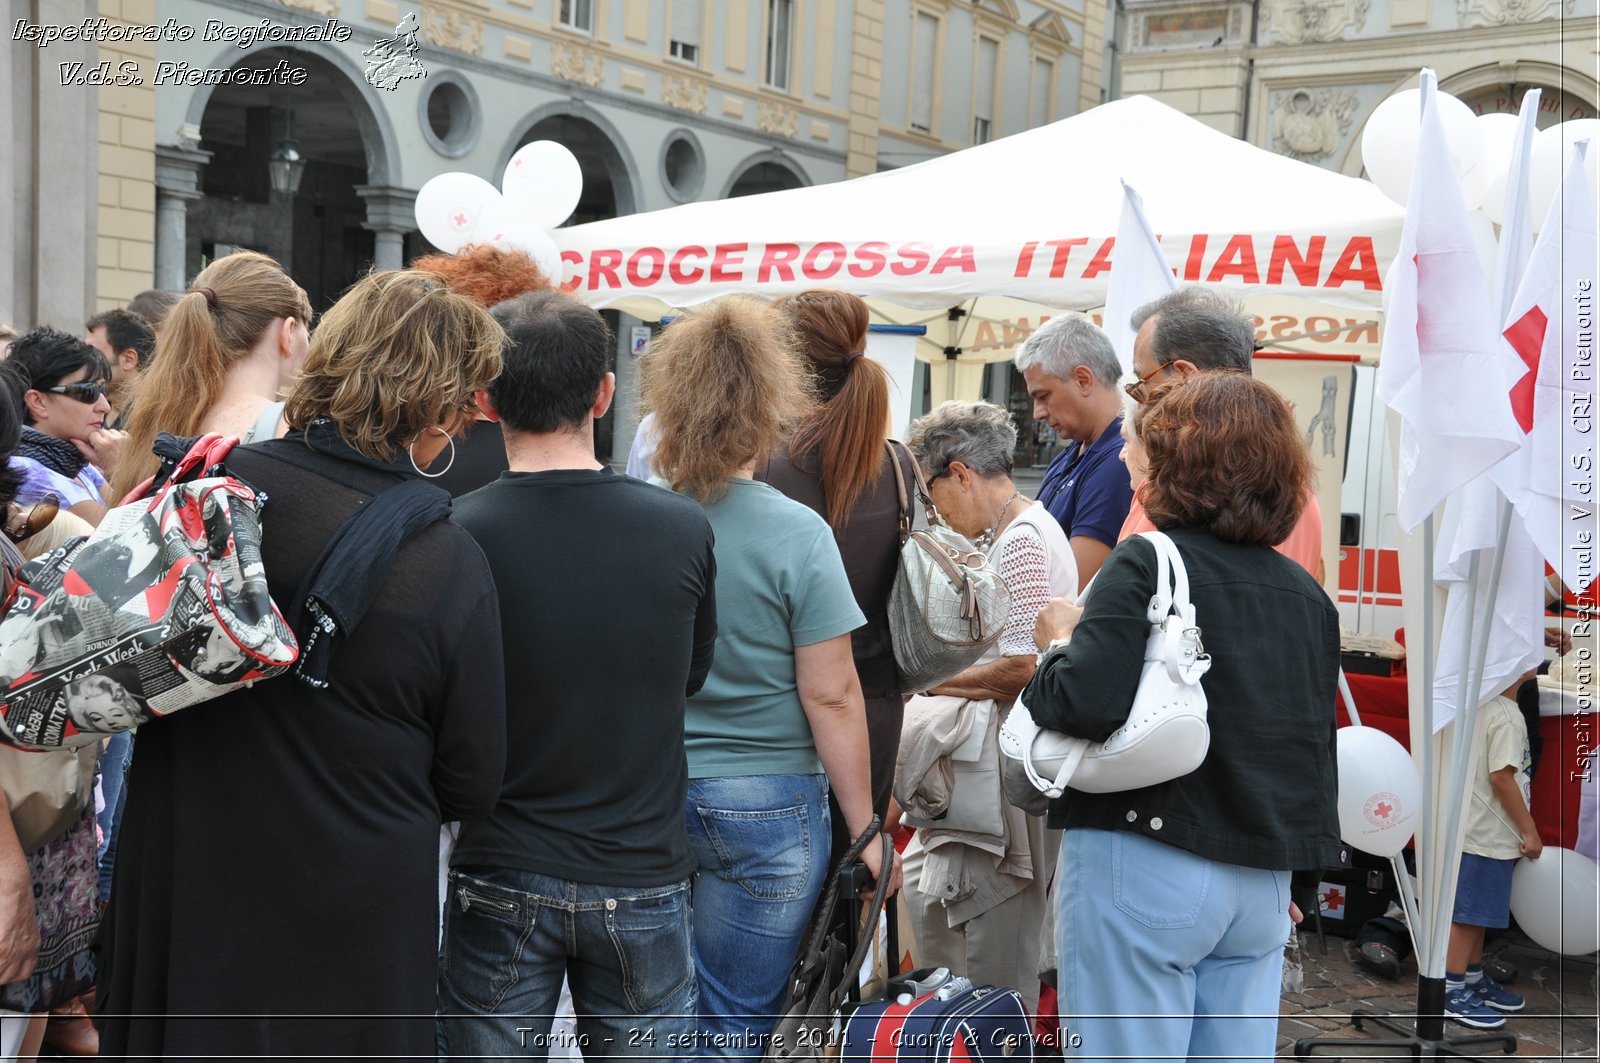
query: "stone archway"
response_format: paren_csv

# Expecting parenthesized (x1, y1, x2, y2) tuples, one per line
(722, 150, 811, 198)
(178, 45, 401, 308)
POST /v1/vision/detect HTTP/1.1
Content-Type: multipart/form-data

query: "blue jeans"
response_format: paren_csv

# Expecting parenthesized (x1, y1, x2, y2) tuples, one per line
(685, 774, 829, 1060)
(96, 731, 132, 902)
(436, 867, 696, 1061)
(1057, 828, 1290, 1063)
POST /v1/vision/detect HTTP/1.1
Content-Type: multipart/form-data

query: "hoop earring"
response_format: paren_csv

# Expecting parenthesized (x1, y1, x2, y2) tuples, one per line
(408, 426, 455, 479)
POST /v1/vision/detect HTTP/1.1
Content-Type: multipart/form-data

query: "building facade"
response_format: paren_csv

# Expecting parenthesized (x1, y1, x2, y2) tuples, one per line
(5, 0, 1108, 457)
(1116, 0, 1597, 170)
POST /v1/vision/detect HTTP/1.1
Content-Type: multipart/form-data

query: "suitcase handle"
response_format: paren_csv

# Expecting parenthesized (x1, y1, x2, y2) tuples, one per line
(885, 966, 951, 1001)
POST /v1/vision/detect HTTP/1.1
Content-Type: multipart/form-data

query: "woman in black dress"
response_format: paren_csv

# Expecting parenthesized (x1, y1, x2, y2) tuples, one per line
(96, 270, 508, 1058)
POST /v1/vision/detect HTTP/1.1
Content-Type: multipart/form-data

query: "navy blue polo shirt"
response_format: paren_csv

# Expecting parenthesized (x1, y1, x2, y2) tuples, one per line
(1036, 415, 1134, 549)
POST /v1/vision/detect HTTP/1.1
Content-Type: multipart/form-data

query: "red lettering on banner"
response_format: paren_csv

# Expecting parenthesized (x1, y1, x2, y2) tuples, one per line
(758, 243, 802, 282)
(1267, 235, 1325, 286)
(626, 247, 666, 286)
(1082, 238, 1116, 280)
(1324, 237, 1382, 291)
(1306, 315, 1339, 340)
(1045, 238, 1087, 278)
(1004, 319, 1037, 346)
(891, 242, 931, 277)
(803, 242, 847, 280)
(589, 249, 623, 291)
(669, 246, 707, 284)
(1345, 319, 1378, 344)
(973, 321, 1000, 350)
(710, 243, 748, 283)
(1206, 235, 1260, 284)
(930, 245, 976, 274)
(850, 241, 889, 278)
(1014, 241, 1039, 277)
(559, 250, 585, 292)
(1184, 235, 1208, 281)
(1269, 315, 1297, 339)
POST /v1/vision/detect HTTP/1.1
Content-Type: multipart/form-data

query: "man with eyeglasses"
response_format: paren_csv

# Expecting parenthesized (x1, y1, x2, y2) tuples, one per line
(1120, 287, 1324, 577)
(1015, 314, 1133, 587)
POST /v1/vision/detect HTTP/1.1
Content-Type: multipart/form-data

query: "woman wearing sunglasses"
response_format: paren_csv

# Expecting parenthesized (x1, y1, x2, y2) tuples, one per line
(2, 327, 124, 526)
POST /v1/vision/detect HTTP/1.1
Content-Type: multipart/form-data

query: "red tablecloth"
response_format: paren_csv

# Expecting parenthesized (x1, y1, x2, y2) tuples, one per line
(1338, 671, 1580, 849)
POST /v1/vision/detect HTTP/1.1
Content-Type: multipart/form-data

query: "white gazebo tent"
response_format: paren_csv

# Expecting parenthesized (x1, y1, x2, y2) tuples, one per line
(553, 95, 1407, 581)
(553, 95, 1403, 360)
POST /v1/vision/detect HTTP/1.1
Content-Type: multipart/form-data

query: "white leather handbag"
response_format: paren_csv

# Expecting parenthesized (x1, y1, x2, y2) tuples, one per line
(1000, 531, 1212, 799)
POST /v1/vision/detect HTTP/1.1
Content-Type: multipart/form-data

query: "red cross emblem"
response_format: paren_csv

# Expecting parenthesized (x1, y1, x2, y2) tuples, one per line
(451, 211, 469, 229)
(1503, 305, 1547, 434)
(1373, 801, 1393, 820)
(1321, 888, 1346, 912)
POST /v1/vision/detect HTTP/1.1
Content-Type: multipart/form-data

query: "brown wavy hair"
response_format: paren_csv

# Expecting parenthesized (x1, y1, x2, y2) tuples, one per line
(284, 271, 503, 462)
(112, 251, 312, 500)
(640, 297, 815, 503)
(1134, 373, 1312, 546)
(411, 244, 555, 308)
(777, 289, 889, 529)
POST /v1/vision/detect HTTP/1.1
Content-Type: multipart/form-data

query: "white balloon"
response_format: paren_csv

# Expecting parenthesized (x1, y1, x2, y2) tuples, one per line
(470, 199, 565, 282)
(1360, 88, 1488, 207)
(501, 141, 584, 230)
(1510, 847, 1600, 955)
(1335, 726, 1422, 858)
(414, 172, 499, 254)
(1528, 120, 1600, 231)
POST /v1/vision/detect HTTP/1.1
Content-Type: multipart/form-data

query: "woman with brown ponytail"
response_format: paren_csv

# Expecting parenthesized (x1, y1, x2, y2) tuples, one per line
(758, 289, 913, 829)
(109, 251, 312, 503)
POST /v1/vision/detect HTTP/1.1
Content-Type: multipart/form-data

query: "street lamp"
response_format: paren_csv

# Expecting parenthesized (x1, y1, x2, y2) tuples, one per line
(268, 110, 305, 195)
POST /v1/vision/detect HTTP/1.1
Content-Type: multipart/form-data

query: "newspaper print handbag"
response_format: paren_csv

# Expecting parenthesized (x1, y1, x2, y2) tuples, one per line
(0, 434, 298, 749)
(884, 440, 1011, 693)
(1000, 531, 1212, 799)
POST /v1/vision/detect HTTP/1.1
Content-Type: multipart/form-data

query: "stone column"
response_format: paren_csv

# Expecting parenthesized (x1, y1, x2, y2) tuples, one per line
(356, 185, 417, 271)
(154, 146, 211, 292)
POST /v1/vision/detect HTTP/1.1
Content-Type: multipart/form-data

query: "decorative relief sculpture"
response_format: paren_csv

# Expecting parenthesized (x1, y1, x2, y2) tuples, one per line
(1260, 0, 1370, 43)
(1457, 0, 1572, 26)
(758, 101, 799, 138)
(663, 75, 708, 114)
(552, 42, 605, 86)
(421, 6, 483, 54)
(276, 0, 341, 15)
(1271, 88, 1359, 161)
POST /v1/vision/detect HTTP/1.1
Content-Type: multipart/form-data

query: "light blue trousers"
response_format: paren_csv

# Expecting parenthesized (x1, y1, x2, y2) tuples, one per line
(1057, 828, 1290, 1063)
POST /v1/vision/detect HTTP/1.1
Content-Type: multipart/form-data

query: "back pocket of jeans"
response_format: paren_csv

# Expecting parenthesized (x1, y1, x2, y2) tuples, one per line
(440, 873, 535, 1012)
(695, 803, 812, 900)
(1111, 832, 1211, 929)
(606, 886, 695, 1014)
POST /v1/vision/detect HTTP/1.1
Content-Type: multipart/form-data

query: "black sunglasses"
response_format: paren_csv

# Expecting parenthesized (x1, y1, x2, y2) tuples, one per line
(43, 381, 109, 404)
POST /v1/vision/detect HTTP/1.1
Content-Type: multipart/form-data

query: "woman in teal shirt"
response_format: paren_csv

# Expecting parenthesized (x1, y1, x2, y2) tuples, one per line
(642, 296, 897, 1059)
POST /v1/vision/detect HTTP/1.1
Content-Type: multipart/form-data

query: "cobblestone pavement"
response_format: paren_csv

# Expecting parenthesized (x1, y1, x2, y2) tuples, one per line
(1279, 926, 1599, 1059)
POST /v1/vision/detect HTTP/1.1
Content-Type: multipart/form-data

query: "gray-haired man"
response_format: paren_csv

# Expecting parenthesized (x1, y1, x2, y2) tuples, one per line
(1014, 315, 1133, 586)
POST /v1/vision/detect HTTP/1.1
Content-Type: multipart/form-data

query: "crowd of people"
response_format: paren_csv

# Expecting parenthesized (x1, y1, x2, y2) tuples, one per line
(0, 244, 1542, 1062)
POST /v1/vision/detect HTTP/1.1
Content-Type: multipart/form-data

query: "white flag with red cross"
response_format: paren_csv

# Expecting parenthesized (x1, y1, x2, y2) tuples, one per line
(1494, 142, 1599, 593)
(1377, 72, 1522, 533)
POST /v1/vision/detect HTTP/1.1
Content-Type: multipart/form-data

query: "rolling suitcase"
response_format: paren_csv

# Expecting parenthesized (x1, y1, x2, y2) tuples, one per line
(838, 971, 1035, 1062)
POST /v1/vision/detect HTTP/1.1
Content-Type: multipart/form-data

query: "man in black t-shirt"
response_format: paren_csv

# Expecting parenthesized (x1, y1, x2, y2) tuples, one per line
(438, 293, 717, 1059)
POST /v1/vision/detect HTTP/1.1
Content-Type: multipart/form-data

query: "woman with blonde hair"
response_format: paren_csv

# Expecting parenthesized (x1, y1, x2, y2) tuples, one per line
(642, 296, 896, 1057)
(110, 250, 312, 502)
(96, 271, 508, 1059)
(759, 290, 913, 831)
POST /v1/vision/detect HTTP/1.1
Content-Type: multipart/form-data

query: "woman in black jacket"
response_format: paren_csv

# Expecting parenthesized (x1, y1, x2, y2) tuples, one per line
(1025, 372, 1342, 1062)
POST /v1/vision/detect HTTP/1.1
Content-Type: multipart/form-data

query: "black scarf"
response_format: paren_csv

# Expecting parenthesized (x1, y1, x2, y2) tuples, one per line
(17, 426, 88, 479)
(279, 419, 452, 689)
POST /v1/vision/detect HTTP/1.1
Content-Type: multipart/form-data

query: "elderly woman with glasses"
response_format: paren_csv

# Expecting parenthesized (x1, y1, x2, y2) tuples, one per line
(896, 400, 1077, 1015)
(3, 327, 125, 526)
